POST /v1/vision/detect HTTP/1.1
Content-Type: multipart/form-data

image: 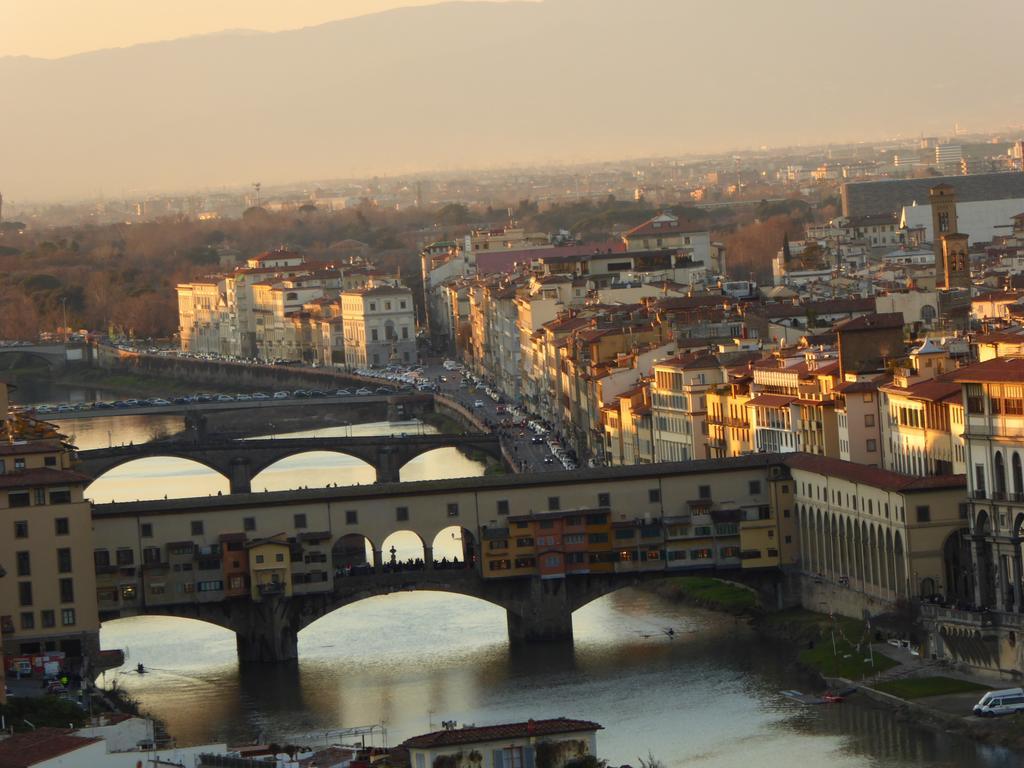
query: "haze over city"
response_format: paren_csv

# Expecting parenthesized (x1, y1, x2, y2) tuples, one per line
(7, 2, 1024, 767)
(2, 0, 1022, 201)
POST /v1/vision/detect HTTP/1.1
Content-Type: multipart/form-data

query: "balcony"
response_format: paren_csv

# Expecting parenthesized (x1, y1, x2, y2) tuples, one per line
(972, 490, 988, 501)
(257, 581, 286, 596)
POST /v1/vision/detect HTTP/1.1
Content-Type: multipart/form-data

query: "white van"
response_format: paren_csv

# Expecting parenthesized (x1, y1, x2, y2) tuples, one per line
(974, 688, 1024, 716)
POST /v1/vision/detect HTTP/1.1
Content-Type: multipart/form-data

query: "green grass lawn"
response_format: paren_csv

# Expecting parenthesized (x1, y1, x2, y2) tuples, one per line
(762, 608, 865, 638)
(664, 576, 758, 612)
(798, 634, 898, 680)
(873, 676, 990, 700)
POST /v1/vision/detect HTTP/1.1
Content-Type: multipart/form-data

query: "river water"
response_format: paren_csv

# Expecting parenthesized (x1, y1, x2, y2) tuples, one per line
(54, 414, 1021, 767)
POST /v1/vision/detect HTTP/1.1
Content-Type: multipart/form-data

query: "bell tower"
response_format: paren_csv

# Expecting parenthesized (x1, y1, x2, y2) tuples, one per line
(939, 232, 970, 290)
(929, 184, 958, 253)
(929, 184, 969, 290)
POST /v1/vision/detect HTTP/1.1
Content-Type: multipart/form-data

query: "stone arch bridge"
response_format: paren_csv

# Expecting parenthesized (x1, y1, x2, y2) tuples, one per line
(0, 342, 87, 372)
(103, 566, 787, 663)
(76, 434, 507, 493)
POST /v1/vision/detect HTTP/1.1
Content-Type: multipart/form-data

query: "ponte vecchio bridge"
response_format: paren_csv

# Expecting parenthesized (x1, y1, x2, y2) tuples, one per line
(88, 455, 794, 663)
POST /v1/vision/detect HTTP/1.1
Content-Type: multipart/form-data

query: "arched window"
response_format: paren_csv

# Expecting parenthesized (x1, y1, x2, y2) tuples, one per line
(995, 452, 1007, 498)
(1013, 453, 1023, 498)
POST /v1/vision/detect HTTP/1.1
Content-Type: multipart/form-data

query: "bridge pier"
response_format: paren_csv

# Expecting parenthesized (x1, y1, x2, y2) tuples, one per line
(505, 578, 574, 644)
(376, 446, 402, 484)
(230, 596, 299, 663)
(228, 457, 253, 495)
(424, 546, 434, 570)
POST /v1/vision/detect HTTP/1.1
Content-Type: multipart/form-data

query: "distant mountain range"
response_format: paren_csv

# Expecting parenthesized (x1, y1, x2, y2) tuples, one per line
(1, 0, 1020, 202)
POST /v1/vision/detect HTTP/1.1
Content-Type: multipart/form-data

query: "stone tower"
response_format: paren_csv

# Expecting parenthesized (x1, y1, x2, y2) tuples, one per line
(939, 232, 971, 290)
(929, 183, 958, 247)
(929, 184, 969, 290)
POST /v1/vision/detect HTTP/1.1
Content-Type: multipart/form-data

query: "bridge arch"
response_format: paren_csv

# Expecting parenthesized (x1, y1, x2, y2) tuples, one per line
(249, 450, 376, 491)
(381, 529, 427, 567)
(297, 587, 507, 635)
(398, 445, 492, 482)
(431, 525, 477, 567)
(84, 455, 230, 502)
(0, 347, 63, 371)
(332, 533, 377, 573)
(100, 610, 236, 634)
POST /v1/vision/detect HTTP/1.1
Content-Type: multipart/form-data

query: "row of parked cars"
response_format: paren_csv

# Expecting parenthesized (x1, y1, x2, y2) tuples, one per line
(352, 365, 439, 393)
(33, 386, 398, 414)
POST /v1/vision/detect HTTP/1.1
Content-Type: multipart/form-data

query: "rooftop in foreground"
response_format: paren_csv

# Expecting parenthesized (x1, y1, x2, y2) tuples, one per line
(402, 718, 602, 749)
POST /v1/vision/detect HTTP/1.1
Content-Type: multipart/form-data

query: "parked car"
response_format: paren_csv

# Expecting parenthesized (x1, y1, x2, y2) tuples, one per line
(355, 388, 372, 396)
(334, 389, 352, 396)
(976, 692, 1024, 717)
(272, 391, 290, 400)
(974, 688, 1024, 716)
(473, 399, 485, 407)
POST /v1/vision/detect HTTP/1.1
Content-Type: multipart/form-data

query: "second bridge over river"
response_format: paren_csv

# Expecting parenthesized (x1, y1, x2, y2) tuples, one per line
(75, 433, 507, 493)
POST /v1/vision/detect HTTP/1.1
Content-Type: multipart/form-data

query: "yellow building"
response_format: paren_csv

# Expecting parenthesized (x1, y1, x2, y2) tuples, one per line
(247, 535, 293, 600)
(789, 454, 967, 606)
(879, 341, 965, 477)
(0, 386, 99, 660)
(706, 377, 754, 458)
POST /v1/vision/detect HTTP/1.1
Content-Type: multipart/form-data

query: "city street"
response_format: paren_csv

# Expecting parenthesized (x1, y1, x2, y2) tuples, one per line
(419, 361, 564, 475)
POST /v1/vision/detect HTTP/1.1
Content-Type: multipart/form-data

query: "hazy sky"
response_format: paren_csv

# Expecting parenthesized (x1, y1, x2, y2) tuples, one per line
(1, 0, 1020, 202)
(0, 0, 518, 58)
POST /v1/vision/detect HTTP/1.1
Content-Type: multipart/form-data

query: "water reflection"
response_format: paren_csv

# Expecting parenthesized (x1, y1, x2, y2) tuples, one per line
(99, 589, 1021, 768)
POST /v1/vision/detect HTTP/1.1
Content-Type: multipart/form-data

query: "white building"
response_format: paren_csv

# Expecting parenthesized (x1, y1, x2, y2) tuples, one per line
(341, 283, 418, 369)
(900, 198, 1024, 245)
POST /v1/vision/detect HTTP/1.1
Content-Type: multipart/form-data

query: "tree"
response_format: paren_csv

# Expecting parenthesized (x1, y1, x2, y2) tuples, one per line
(436, 203, 471, 225)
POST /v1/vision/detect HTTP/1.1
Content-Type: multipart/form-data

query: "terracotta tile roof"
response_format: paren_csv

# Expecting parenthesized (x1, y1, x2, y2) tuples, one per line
(834, 312, 905, 332)
(972, 290, 1023, 303)
(0, 728, 100, 767)
(748, 298, 875, 319)
(0, 439, 64, 456)
(0, 467, 88, 489)
(651, 295, 726, 311)
(402, 719, 602, 749)
(834, 375, 891, 394)
(543, 316, 591, 333)
(952, 356, 1024, 383)
(882, 378, 962, 403)
(975, 329, 1024, 344)
(785, 454, 966, 494)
